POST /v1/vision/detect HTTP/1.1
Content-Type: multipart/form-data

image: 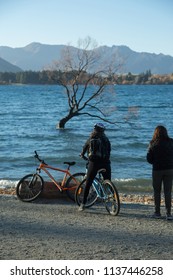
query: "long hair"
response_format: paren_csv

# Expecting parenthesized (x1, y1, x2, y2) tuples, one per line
(90, 129, 104, 138)
(152, 125, 169, 142)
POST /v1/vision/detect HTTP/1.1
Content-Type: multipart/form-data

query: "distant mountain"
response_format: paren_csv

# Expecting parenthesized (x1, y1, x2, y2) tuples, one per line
(0, 43, 65, 72)
(0, 57, 22, 72)
(96, 45, 173, 74)
(0, 42, 173, 74)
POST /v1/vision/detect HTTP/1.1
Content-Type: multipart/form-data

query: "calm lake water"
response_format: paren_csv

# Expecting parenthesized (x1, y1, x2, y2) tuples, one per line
(1, 84, 173, 192)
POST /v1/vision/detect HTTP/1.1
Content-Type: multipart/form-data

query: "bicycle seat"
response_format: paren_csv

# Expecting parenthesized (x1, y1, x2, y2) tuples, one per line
(64, 161, 76, 166)
(98, 168, 106, 174)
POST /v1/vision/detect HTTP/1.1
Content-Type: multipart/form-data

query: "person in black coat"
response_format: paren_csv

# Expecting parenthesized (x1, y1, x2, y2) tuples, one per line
(147, 125, 173, 220)
(79, 123, 111, 211)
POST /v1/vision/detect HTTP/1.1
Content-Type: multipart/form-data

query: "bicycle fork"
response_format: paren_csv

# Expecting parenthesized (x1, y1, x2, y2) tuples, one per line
(28, 174, 38, 189)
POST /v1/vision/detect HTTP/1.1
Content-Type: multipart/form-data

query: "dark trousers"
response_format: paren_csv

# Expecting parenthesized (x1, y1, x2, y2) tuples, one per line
(83, 160, 111, 204)
(152, 169, 173, 214)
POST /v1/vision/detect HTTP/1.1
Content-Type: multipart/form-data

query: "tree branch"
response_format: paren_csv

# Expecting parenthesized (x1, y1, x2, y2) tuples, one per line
(77, 111, 121, 125)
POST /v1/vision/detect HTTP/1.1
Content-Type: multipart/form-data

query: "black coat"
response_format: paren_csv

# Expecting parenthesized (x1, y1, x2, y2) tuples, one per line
(147, 138, 173, 170)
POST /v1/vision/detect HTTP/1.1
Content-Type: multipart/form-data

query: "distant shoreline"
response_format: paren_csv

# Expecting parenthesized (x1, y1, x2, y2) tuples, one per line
(1, 72, 173, 85)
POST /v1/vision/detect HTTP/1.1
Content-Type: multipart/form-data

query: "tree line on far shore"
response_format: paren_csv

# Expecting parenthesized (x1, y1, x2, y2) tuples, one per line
(0, 70, 173, 85)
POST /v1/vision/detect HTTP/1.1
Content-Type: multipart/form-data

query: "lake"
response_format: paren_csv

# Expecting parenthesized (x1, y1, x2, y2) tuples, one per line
(1, 84, 173, 192)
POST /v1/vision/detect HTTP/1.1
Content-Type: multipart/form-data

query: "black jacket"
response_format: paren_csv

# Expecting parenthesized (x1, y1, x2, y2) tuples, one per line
(81, 134, 111, 162)
(147, 138, 173, 170)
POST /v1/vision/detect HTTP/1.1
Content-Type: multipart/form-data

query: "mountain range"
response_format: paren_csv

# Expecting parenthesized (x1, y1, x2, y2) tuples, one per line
(0, 42, 173, 74)
(0, 57, 22, 72)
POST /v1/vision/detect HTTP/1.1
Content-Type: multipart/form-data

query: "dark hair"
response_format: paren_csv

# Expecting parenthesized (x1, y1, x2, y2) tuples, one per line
(152, 125, 169, 142)
(90, 123, 105, 138)
(90, 129, 104, 138)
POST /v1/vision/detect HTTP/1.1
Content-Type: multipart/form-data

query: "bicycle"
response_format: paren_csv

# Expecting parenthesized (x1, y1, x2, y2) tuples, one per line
(75, 166, 120, 216)
(16, 151, 85, 202)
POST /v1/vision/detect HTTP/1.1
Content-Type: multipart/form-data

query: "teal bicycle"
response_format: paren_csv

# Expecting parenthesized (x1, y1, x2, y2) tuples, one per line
(75, 163, 120, 216)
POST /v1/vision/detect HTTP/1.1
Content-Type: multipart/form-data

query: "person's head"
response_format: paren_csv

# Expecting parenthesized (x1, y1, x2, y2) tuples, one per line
(152, 125, 169, 141)
(91, 123, 105, 137)
(94, 123, 105, 133)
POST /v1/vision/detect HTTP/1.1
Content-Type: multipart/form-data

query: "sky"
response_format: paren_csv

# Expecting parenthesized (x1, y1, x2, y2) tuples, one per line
(1, 0, 173, 56)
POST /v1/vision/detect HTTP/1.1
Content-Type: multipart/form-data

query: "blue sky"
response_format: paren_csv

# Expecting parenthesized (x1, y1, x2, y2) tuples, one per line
(1, 0, 173, 56)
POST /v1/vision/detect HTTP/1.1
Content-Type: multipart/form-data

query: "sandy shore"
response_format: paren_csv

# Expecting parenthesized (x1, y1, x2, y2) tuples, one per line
(0, 187, 167, 204)
(0, 193, 172, 260)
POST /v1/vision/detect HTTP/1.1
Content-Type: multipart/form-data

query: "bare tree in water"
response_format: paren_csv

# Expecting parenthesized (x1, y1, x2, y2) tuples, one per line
(50, 37, 122, 129)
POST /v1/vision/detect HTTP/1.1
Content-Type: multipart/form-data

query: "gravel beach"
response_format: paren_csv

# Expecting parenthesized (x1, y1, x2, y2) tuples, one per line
(0, 194, 172, 260)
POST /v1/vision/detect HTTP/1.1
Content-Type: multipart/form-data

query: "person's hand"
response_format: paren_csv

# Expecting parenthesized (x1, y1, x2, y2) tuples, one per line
(80, 154, 88, 161)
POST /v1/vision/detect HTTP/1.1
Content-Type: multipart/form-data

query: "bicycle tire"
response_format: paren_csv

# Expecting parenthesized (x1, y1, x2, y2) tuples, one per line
(16, 173, 44, 202)
(75, 178, 98, 208)
(102, 179, 120, 216)
(65, 172, 85, 201)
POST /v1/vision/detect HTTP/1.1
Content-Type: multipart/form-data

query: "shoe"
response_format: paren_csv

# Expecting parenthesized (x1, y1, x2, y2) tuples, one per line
(166, 214, 173, 220)
(78, 203, 85, 212)
(152, 212, 161, 219)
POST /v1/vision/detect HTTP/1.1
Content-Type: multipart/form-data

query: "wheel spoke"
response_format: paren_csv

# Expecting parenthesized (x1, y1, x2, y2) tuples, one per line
(16, 174, 44, 202)
(102, 180, 120, 216)
(65, 173, 85, 201)
(75, 178, 98, 208)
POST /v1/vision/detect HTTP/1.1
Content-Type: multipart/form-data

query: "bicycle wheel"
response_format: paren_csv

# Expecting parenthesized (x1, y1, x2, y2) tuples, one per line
(102, 179, 120, 216)
(16, 173, 44, 202)
(75, 178, 98, 208)
(65, 172, 85, 201)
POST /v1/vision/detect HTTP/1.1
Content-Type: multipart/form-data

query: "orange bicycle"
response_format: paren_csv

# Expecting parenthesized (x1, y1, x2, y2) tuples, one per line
(16, 151, 85, 202)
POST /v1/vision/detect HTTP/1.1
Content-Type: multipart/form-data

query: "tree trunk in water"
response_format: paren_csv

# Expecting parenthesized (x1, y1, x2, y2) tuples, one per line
(56, 113, 77, 129)
(57, 118, 68, 129)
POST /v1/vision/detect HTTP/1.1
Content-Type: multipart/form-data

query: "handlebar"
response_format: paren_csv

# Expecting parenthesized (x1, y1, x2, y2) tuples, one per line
(80, 154, 106, 175)
(34, 151, 75, 167)
(34, 150, 47, 165)
(34, 151, 89, 167)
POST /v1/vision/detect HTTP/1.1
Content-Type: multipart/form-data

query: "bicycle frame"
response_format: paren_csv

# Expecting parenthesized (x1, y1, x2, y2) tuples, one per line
(16, 151, 86, 203)
(93, 178, 107, 199)
(75, 160, 120, 215)
(37, 162, 75, 192)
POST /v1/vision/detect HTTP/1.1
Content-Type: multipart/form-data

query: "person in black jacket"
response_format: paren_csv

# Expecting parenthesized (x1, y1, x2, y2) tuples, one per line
(147, 125, 173, 220)
(79, 123, 111, 211)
